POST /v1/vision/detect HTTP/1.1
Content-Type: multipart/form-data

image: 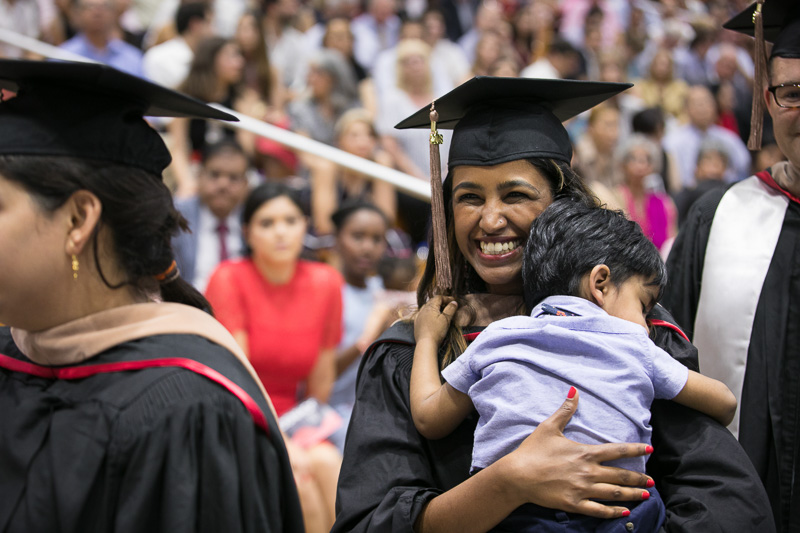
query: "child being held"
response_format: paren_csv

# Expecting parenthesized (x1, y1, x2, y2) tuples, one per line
(410, 198, 737, 532)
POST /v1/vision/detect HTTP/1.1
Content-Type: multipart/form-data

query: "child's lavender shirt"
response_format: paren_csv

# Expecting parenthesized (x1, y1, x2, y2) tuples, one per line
(441, 295, 689, 473)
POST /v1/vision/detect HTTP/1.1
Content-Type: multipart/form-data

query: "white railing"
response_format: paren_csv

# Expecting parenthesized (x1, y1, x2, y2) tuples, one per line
(0, 28, 431, 201)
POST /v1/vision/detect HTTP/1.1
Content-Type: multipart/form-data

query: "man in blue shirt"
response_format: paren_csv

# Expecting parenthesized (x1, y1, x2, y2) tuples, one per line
(60, 0, 144, 77)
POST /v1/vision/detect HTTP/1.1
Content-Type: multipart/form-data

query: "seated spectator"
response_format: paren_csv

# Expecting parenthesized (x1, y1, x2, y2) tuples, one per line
(167, 37, 245, 198)
(612, 134, 677, 253)
(663, 85, 751, 187)
(288, 48, 360, 146)
(574, 104, 621, 190)
(0, 0, 41, 58)
(310, 108, 396, 237)
(350, 0, 401, 72)
(205, 182, 343, 533)
(143, 2, 212, 89)
(172, 139, 251, 292)
(322, 17, 377, 117)
(520, 38, 581, 79)
(631, 47, 688, 122)
(59, 0, 144, 77)
(631, 107, 683, 194)
(674, 141, 729, 226)
(422, 9, 471, 87)
(327, 201, 390, 451)
(470, 30, 515, 77)
(234, 8, 285, 110)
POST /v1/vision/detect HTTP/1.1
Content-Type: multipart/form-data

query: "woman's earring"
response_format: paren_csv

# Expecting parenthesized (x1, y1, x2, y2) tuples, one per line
(71, 254, 79, 280)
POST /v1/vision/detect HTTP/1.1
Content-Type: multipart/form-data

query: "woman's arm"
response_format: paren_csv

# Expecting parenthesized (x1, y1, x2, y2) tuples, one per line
(308, 347, 336, 404)
(371, 150, 398, 224)
(309, 157, 339, 236)
(672, 370, 737, 426)
(416, 390, 653, 533)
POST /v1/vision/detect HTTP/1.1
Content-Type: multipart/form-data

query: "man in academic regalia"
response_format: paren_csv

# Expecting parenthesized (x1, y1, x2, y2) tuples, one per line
(662, 2, 800, 531)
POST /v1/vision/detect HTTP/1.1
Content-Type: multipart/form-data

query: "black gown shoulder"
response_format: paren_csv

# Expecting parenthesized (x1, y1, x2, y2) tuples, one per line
(334, 311, 775, 533)
(0, 328, 304, 533)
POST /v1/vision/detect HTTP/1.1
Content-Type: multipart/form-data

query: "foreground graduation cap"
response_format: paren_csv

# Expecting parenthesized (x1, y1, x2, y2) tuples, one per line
(0, 59, 237, 176)
(396, 76, 632, 169)
(395, 76, 631, 293)
(723, 0, 800, 149)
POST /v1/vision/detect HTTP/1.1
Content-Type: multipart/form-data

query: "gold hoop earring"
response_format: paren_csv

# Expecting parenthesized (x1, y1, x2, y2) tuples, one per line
(71, 254, 79, 280)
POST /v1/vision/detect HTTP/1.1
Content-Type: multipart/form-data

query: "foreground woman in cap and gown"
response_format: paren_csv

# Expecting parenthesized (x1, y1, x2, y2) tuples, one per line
(332, 77, 775, 532)
(664, 2, 800, 530)
(0, 60, 303, 533)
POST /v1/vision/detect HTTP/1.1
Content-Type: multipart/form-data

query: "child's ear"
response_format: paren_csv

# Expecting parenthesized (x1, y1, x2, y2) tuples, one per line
(586, 264, 612, 307)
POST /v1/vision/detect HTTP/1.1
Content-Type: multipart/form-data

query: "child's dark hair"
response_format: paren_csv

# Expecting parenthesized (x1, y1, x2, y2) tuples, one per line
(522, 198, 667, 311)
(331, 200, 388, 233)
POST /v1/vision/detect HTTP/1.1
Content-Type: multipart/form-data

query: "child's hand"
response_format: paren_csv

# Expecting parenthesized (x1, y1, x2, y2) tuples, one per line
(414, 296, 458, 346)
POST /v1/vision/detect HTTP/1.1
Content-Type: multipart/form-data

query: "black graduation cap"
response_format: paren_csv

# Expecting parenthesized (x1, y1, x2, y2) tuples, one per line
(396, 76, 632, 169)
(723, 0, 800, 58)
(394, 76, 631, 294)
(0, 59, 237, 176)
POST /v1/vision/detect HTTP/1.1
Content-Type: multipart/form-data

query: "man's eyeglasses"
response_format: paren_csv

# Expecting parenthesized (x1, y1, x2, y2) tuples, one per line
(768, 84, 800, 108)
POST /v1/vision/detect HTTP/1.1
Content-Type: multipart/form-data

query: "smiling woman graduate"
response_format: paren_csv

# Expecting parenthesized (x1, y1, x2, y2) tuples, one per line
(331, 76, 775, 533)
(0, 59, 303, 533)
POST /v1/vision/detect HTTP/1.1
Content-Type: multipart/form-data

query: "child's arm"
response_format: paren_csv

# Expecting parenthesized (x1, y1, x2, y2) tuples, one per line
(672, 370, 738, 426)
(411, 296, 474, 440)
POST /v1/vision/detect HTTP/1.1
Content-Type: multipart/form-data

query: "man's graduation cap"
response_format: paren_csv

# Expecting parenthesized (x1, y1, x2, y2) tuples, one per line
(0, 59, 237, 175)
(395, 76, 631, 292)
(723, 0, 800, 149)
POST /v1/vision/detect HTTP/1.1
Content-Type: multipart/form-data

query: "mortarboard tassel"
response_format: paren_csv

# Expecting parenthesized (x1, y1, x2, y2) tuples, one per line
(429, 103, 452, 293)
(748, 0, 767, 151)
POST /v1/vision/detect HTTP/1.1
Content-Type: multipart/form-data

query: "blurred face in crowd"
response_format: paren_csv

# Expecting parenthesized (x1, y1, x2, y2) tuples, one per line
(76, 0, 115, 36)
(589, 107, 620, 153)
(687, 86, 718, 130)
(336, 209, 387, 284)
(338, 119, 376, 159)
(649, 50, 673, 83)
(245, 196, 307, 267)
(398, 50, 429, 87)
(696, 151, 727, 181)
(623, 146, 654, 186)
(768, 57, 800, 170)
(307, 64, 334, 99)
(422, 11, 445, 45)
(235, 13, 261, 56)
(369, 0, 397, 23)
(215, 42, 245, 86)
(199, 149, 250, 220)
(324, 19, 354, 56)
(452, 160, 553, 295)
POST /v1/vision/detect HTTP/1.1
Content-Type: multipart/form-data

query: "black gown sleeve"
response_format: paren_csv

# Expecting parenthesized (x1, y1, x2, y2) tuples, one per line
(333, 322, 476, 533)
(647, 306, 776, 533)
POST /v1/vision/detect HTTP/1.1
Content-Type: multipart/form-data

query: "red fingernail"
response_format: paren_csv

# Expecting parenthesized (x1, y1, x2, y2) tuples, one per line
(642, 491, 650, 500)
(622, 510, 631, 517)
(645, 445, 654, 454)
(567, 386, 577, 399)
(646, 479, 655, 488)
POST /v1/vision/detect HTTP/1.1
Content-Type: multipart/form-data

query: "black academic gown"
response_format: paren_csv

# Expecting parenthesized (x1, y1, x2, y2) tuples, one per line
(0, 329, 305, 533)
(663, 170, 800, 533)
(332, 307, 774, 533)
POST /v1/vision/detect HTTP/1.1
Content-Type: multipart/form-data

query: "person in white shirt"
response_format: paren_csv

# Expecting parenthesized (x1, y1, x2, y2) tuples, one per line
(143, 2, 213, 89)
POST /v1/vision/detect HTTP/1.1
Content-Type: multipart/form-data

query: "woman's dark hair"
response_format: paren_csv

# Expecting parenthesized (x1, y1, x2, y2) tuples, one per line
(237, 9, 274, 102)
(522, 197, 667, 311)
(416, 158, 598, 366)
(0, 155, 210, 311)
(242, 181, 305, 226)
(179, 36, 238, 102)
(331, 200, 388, 233)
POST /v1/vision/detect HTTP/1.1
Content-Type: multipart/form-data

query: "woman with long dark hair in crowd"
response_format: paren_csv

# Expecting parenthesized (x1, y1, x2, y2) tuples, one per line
(167, 37, 245, 198)
(0, 59, 303, 532)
